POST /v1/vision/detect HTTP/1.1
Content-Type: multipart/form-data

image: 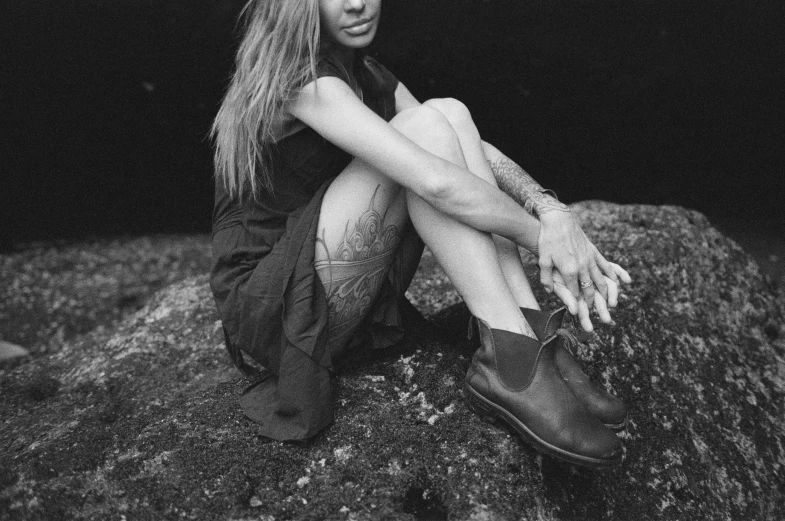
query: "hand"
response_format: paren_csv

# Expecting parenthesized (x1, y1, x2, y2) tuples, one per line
(552, 272, 622, 332)
(537, 211, 632, 306)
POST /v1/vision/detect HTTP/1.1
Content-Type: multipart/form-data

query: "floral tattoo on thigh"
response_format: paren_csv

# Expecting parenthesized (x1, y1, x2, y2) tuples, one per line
(315, 185, 401, 347)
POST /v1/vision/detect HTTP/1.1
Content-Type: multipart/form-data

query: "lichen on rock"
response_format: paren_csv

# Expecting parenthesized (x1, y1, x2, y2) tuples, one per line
(1, 203, 784, 520)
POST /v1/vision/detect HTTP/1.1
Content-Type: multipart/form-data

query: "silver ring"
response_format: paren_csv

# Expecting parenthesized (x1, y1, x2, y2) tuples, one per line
(580, 280, 592, 288)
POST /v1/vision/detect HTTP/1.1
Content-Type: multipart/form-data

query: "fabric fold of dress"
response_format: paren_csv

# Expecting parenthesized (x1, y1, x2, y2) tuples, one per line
(210, 54, 417, 441)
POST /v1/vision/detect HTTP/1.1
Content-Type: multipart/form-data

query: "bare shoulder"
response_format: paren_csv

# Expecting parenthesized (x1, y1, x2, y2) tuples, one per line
(285, 74, 447, 198)
(289, 76, 359, 118)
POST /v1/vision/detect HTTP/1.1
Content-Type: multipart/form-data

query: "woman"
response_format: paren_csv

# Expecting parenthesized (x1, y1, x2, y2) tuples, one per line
(210, 0, 631, 468)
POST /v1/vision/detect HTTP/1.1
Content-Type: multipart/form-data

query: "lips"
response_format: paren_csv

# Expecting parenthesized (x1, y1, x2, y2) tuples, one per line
(343, 16, 374, 36)
(345, 17, 372, 29)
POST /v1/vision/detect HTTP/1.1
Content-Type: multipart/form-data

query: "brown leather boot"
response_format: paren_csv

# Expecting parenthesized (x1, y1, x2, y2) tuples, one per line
(464, 317, 623, 468)
(520, 307, 628, 431)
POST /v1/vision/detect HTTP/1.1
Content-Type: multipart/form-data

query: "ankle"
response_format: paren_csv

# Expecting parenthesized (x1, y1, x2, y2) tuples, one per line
(477, 312, 537, 339)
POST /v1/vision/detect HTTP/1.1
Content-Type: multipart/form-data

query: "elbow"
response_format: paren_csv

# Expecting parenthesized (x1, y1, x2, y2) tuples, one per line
(418, 168, 455, 207)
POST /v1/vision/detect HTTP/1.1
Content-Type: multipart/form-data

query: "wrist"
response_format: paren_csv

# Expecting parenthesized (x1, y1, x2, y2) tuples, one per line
(513, 214, 541, 253)
(539, 206, 572, 223)
(534, 195, 570, 219)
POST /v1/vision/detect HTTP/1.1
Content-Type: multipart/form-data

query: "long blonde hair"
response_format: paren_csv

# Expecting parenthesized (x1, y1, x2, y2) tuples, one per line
(211, 0, 321, 199)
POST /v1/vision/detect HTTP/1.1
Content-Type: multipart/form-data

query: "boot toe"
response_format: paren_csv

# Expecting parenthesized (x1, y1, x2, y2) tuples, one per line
(561, 419, 623, 466)
(590, 389, 628, 430)
(589, 429, 623, 463)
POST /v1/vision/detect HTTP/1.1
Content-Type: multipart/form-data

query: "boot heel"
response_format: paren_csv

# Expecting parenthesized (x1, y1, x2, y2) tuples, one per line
(464, 385, 498, 424)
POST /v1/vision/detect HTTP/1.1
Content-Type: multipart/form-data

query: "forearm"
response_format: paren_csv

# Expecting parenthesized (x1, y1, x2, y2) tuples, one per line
(481, 141, 570, 218)
(425, 160, 541, 252)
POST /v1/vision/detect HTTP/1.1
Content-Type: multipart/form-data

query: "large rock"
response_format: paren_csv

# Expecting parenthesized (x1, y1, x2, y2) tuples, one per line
(0, 342, 29, 369)
(1, 203, 784, 520)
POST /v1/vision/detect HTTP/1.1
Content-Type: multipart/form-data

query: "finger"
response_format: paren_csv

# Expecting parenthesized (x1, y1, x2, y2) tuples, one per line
(561, 264, 581, 299)
(593, 290, 612, 324)
(579, 269, 595, 306)
(553, 276, 579, 315)
(577, 297, 593, 332)
(589, 263, 608, 302)
(538, 257, 555, 294)
(612, 263, 632, 284)
(605, 277, 619, 308)
(594, 249, 619, 284)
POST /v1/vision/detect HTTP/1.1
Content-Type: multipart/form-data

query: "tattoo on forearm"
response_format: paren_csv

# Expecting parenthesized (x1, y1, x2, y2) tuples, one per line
(315, 186, 401, 350)
(488, 157, 569, 217)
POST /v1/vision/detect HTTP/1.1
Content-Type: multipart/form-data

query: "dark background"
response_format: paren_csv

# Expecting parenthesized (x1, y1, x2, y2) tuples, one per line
(2, 0, 784, 250)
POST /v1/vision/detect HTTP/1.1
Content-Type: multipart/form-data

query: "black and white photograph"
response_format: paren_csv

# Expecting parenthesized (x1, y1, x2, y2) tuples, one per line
(2, 0, 784, 519)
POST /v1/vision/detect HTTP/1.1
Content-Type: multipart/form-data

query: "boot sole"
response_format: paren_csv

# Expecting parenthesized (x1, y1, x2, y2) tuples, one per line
(464, 384, 622, 469)
(604, 419, 627, 432)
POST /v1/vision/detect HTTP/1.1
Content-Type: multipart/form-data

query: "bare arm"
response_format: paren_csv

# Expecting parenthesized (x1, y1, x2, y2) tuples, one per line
(391, 81, 632, 327)
(482, 141, 569, 217)
(482, 141, 631, 311)
(394, 86, 568, 223)
(289, 77, 540, 251)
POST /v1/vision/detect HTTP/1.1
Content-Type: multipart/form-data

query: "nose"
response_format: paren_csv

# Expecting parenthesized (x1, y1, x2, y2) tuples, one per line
(345, 0, 365, 12)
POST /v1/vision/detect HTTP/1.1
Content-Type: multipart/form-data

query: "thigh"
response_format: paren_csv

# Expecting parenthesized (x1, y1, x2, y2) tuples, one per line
(315, 159, 408, 348)
(316, 159, 407, 265)
(315, 104, 467, 349)
(315, 103, 456, 267)
(422, 98, 498, 186)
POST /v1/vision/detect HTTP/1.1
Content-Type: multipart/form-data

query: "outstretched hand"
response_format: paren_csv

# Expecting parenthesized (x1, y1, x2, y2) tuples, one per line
(537, 210, 631, 308)
(551, 270, 630, 332)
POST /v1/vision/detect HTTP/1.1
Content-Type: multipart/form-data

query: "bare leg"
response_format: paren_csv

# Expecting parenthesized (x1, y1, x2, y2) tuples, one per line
(315, 104, 533, 356)
(315, 166, 409, 352)
(316, 103, 624, 465)
(424, 98, 540, 310)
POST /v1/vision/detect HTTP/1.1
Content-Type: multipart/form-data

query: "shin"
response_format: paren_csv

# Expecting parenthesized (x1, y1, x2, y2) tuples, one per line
(424, 98, 539, 310)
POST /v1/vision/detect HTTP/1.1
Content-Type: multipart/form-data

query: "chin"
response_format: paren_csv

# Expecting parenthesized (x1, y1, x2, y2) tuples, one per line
(343, 34, 377, 49)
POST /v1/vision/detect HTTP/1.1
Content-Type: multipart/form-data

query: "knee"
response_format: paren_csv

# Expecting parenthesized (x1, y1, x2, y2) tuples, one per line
(423, 98, 474, 131)
(391, 104, 459, 148)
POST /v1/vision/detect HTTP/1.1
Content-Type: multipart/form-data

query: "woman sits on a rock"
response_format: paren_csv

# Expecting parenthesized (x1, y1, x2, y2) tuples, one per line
(209, 0, 631, 469)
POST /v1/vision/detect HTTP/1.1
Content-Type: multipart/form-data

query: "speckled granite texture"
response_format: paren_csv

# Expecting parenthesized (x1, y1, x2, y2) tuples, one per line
(1, 203, 783, 520)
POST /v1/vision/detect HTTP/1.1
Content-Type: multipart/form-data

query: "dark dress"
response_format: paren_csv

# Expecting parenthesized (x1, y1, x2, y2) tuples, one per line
(210, 55, 416, 441)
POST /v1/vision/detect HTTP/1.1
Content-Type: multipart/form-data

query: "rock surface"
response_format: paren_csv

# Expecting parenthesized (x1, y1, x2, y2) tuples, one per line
(1, 203, 784, 520)
(0, 341, 29, 369)
(0, 235, 211, 356)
